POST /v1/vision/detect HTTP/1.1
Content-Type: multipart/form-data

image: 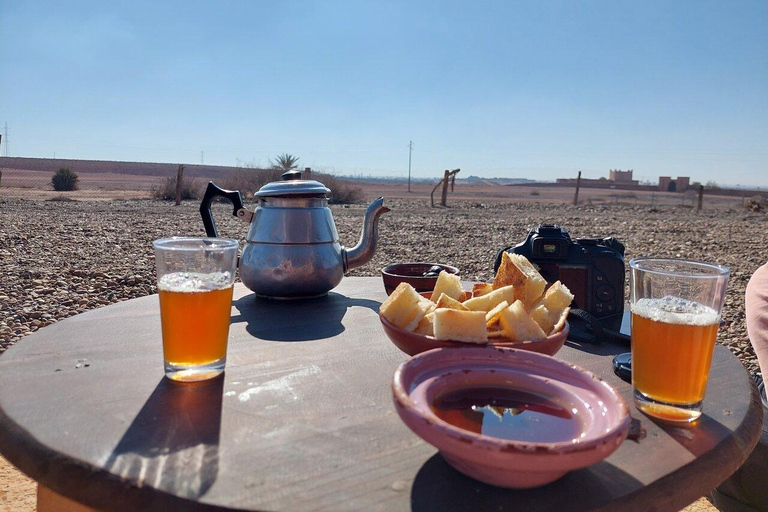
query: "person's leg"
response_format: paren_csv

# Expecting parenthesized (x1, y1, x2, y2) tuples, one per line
(713, 263, 768, 512)
(746, 263, 768, 380)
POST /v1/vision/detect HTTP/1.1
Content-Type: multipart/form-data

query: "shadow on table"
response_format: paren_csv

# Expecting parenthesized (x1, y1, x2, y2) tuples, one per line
(564, 338, 628, 357)
(104, 376, 223, 501)
(653, 412, 735, 457)
(410, 453, 642, 512)
(232, 291, 381, 342)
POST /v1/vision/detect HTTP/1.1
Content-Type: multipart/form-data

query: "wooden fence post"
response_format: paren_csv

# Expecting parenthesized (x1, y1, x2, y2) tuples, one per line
(573, 171, 581, 206)
(431, 169, 460, 207)
(697, 185, 704, 212)
(175, 164, 185, 205)
(440, 170, 450, 206)
(430, 177, 443, 207)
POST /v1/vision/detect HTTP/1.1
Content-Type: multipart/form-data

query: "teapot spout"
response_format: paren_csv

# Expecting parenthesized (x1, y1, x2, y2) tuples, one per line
(343, 197, 390, 273)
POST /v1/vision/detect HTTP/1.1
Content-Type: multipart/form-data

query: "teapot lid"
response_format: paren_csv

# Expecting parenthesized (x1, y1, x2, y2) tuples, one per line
(254, 170, 331, 198)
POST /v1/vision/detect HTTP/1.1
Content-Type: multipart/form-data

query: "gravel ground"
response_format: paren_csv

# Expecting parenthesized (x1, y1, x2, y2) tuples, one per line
(1, 196, 760, 512)
(1, 197, 766, 375)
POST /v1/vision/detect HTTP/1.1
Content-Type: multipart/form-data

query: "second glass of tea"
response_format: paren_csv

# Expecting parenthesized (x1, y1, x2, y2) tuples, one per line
(153, 237, 239, 382)
(630, 258, 729, 422)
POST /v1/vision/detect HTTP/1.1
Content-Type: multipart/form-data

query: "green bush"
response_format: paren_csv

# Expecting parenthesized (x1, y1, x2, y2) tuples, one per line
(152, 175, 203, 201)
(51, 168, 79, 191)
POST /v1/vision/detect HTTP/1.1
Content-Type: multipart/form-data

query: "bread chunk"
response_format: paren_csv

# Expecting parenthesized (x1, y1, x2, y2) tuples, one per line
(431, 271, 463, 303)
(499, 300, 547, 341)
(552, 307, 570, 335)
(485, 300, 509, 328)
(435, 293, 469, 311)
(530, 304, 557, 335)
(462, 285, 517, 312)
(414, 311, 435, 336)
(433, 309, 488, 343)
(539, 281, 574, 313)
(472, 282, 493, 297)
(493, 253, 547, 308)
(380, 282, 435, 331)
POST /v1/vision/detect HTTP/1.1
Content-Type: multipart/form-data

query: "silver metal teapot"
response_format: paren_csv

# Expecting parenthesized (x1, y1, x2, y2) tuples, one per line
(200, 170, 390, 299)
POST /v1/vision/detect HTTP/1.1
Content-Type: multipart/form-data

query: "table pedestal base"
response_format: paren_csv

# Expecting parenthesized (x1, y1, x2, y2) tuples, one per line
(38, 485, 101, 512)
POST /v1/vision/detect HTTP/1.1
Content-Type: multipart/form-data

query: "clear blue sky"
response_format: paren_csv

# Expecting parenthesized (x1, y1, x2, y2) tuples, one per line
(2, 1, 767, 186)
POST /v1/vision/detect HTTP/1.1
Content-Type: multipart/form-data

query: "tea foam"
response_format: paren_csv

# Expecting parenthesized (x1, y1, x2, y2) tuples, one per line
(158, 272, 232, 292)
(632, 296, 719, 326)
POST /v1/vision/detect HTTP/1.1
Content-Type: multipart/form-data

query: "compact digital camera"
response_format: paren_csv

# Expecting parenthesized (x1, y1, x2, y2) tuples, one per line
(494, 224, 626, 320)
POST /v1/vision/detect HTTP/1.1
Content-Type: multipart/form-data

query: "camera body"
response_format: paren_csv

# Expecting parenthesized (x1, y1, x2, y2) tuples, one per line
(494, 224, 625, 319)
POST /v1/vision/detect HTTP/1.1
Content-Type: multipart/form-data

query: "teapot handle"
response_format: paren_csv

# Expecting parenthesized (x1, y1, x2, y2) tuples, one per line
(199, 182, 253, 237)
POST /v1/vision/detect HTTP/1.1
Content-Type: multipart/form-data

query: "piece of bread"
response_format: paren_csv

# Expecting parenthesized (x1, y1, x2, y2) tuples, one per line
(433, 309, 488, 343)
(414, 311, 435, 336)
(498, 300, 547, 342)
(485, 300, 509, 328)
(431, 271, 463, 303)
(530, 304, 557, 335)
(472, 282, 493, 297)
(552, 307, 570, 335)
(538, 281, 574, 313)
(435, 293, 469, 311)
(492, 253, 547, 308)
(380, 282, 435, 331)
(462, 285, 517, 312)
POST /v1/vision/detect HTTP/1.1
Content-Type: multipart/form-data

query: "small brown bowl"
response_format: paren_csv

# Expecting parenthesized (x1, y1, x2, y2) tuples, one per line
(381, 263, 460, 296)
(380, 314, 569, 357)
(380, 291, 569, 357)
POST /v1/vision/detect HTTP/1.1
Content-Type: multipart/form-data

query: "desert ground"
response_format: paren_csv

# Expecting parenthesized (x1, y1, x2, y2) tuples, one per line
(1, 181, 764, 511)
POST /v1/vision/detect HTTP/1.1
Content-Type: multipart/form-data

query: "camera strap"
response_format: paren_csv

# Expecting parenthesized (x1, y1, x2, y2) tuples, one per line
(567, 309, 606, 344)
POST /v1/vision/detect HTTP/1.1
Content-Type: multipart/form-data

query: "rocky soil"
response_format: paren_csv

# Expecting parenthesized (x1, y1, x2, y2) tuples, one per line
(1, 196, 762, 512)
(1, 197, 766, 375)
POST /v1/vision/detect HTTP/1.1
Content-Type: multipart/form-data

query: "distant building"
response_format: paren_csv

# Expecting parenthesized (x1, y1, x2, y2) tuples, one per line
(658, 176, 691, 192)
(554, 170, 694, 192)
(609, 169, 634, 182)
(557, 169, 638, 187)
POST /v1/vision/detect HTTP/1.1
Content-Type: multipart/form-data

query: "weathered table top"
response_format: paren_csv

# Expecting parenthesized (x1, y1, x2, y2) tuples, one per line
(0, 277, 762, 512)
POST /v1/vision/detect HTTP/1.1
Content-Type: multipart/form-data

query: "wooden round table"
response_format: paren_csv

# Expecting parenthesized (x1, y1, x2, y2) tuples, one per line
(0, 278, 763, 512)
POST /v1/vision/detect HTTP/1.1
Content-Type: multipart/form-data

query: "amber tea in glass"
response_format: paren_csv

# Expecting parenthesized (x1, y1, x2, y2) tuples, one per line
(154, 237, 238, 382)
(630, 258, 729, 422)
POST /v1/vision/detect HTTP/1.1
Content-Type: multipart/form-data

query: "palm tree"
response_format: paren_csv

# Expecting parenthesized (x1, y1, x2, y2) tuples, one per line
(271, 154, 300, 171)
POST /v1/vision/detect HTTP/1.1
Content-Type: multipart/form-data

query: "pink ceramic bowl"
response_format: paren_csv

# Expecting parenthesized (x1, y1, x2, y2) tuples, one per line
(392, 346, 630, 489)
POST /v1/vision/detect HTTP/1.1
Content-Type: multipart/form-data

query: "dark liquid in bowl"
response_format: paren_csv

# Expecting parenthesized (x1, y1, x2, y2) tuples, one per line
(432, 386, 581, 443)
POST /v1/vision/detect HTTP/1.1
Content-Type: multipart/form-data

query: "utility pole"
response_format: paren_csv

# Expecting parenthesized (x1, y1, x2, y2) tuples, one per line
(408, 140, 413, 193)
(3, 123, 8, 157)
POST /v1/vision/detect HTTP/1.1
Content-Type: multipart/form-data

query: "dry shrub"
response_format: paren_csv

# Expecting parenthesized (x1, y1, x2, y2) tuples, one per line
(51, 168, 79, 191)
(316, 173, 365, 204)
(218, 169, 283, 196)
(218, 169, 364, 204)
(152, 175, 204, 201)
(745, 195, 766, 212)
